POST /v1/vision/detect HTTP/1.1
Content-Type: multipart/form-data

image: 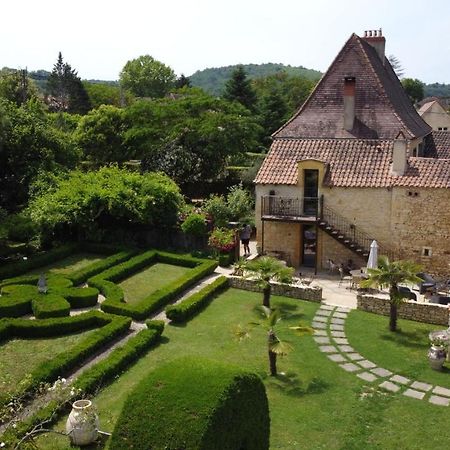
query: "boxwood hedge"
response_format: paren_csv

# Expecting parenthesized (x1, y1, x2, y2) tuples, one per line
(0, 311, 131, 407)
(91, 251, 218, 320)
(109, 357, 270, 450)
(165, 276, 229, 323)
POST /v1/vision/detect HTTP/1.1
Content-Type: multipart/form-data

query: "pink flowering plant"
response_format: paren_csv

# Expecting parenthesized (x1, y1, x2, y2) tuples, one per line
(208, 228, 236, 254)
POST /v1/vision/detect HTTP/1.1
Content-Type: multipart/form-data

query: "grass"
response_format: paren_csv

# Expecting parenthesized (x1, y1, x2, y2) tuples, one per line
(0, 328, 97, 396)
(27, 253, 104, 276)
(346, 309, 450, 387)
(118, 263, 192, 304)
(34, 290, 450, 450)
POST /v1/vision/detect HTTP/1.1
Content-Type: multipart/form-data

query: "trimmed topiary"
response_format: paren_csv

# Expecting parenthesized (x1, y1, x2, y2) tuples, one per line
(110, 357, 270, 450)
(165, 276, 229, 323)
(145, 319, 165, 336)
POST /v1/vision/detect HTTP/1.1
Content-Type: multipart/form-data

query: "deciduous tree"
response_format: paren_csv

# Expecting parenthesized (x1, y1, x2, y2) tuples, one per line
(119, 55, 176, 98)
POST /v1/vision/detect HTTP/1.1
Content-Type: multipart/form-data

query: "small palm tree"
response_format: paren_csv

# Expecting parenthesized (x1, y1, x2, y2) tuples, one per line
(243, 256, 294, 308)
(236, 305, 314, 376)
(360, 256, 422, 332)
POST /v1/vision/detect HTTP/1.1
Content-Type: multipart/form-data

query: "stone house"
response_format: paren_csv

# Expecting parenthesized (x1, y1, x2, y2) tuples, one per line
(418, 98, 450, 131)
(254, 30, 450, 275)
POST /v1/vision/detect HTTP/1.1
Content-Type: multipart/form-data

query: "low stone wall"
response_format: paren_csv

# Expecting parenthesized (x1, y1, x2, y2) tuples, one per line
(357, 294, 449, 326)
(229, 276, 322, 303)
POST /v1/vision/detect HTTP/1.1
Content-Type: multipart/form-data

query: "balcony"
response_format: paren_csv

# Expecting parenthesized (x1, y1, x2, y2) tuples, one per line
(261, 196, 320, 222)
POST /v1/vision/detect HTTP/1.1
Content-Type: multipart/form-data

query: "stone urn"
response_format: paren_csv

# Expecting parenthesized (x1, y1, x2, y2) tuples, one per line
(428, 344, 447, 371)
(66, 399, 99, 446)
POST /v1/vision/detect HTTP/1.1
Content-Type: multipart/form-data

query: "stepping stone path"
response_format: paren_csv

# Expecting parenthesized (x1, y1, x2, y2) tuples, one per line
(312, 304, 450, 407)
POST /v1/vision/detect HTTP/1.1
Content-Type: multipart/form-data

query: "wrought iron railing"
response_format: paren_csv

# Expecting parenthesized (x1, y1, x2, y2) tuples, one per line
(321, 204, 395, 259)
(261, 196, 319, 218)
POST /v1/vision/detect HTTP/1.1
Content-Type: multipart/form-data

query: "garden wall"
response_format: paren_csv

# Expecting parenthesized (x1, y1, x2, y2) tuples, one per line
(229, 276, 322, 302)
(357, 294, 449, 326)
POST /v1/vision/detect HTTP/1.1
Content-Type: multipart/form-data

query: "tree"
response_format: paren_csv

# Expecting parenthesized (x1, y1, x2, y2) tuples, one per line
(258, 88, 288, 146)
(360, 256, 422, 332)
(27, 167, 184, 243)
(75, 105, 129, 165)
(236, 305, 313, 376)
(223, 66, 257, 112)
(46, 52, 91, 114)
(0, 99, 80, 211)
(119, 55, 176, 98)
(243, 256, 294, 308)
(175, 74, 191, 89)
(83, 81, 134, 109)
(401, 78, 425, 105)
(388, 54, 405, 79)
(0, 68, 39, 106)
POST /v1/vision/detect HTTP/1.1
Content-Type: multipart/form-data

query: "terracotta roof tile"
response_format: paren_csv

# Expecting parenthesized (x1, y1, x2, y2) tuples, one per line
(254, 139, 450, 189)
(425, 131, 450, 159)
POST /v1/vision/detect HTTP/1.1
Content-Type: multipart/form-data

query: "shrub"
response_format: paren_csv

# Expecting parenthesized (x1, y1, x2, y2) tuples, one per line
(226, 183, 254, 223)
(75, 328, 162, 394)
(31, 293, 71, 319)
(181, 213, 207, 237)
(202, 195, 230, 227)
(208, 227, 236, 253)
(145, 319, 165, 335)
(166, 276, 228, 323)
(3, 213, 37, 242)
(109, 357, 270, 450)
(63, 287, 99, 308)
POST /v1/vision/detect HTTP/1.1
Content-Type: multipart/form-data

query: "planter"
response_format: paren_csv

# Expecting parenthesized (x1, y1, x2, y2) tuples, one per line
(218, 253, 231, 267)
(428, 345, 447, 371)
(66, 399, 99, 446)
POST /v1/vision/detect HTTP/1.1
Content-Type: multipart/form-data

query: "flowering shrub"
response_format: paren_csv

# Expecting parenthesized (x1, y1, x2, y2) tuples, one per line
(208, 228, 236, 253)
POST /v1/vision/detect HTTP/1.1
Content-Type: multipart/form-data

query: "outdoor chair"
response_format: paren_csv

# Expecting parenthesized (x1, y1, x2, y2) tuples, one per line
(338, 267, 352, 288)
(417, 272, 436, 294)
(398, 286, 417, 301)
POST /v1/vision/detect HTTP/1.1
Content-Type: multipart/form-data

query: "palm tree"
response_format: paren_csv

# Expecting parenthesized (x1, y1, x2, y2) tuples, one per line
(236, 306, 314, 376)
(243, 256, 294, 308)
(360, 256, 422, 332)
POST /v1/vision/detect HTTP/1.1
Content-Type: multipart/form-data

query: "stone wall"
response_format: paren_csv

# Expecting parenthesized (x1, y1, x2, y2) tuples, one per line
(229, 276, 322, 302)
(357, 293, 449, 326)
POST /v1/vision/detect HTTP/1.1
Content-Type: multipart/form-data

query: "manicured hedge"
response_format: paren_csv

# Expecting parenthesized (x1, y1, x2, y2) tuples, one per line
(0, 312, 131, 408)
(0, 275, 99, 318)
(166, 276, 229, 323)
(75, 328, 162, 394)
(145, 319, 165, 335)
(109, 357, 270, 450)
(32, 293, 70, 319)
(2, 326, 162, 449)
(67, 249, 138, 285)
(0, 244, 78, 281)
(92, 251, 218, 320)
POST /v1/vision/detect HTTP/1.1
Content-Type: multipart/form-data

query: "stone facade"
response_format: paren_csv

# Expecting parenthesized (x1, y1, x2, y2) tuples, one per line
(419, 101, 450, 131)
(256, 184, 450, 275)
(229, 276, 322, 302)
(357, 294, 449, 326)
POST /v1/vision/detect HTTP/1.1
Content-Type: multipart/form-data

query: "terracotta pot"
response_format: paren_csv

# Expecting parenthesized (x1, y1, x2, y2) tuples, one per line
(66, 399, 99, 446)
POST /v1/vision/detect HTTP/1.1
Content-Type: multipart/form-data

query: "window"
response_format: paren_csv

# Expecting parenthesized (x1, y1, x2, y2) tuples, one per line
(438, 127, 448, 131)
(422, 247, 432, 258)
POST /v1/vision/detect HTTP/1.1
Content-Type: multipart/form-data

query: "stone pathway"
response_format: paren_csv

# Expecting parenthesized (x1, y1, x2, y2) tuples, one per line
(313, 304, 450, 407)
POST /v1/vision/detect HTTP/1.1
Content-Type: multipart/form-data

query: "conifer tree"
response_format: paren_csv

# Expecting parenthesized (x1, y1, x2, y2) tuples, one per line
(223, 65, 257, 111)
(46, 52, 91, 114)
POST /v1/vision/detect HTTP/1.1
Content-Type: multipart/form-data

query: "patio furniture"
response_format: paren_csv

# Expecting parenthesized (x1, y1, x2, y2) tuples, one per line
(430, 295, 450, 305)
(398, 286, 417, 301)
(417, 272, 436, 294)
(349, 269, 368, 290)
(339, 267, 352, 288)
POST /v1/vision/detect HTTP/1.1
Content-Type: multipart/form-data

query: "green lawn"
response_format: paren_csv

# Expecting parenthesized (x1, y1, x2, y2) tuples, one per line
(35, 291, 449, 449)
(346, 309, 450, 388)
(27, 253, 104, 276)
(0, 328, 97, 396)
(118, 263, 192, 304)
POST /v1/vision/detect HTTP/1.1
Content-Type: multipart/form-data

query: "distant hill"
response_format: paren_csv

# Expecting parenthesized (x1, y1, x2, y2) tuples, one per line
(188, 63, 322, 96)
(424, 83, 450, 98)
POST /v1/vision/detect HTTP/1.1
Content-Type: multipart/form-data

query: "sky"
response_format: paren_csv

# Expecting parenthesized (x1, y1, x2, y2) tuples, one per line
(1, 0, 449, 83)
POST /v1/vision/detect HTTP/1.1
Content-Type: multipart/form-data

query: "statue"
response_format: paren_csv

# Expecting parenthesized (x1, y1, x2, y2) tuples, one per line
(37, 273, 48, 294)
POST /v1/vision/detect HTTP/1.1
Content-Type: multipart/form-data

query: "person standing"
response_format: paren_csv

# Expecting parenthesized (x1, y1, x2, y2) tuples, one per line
(240, 223, 252, 256)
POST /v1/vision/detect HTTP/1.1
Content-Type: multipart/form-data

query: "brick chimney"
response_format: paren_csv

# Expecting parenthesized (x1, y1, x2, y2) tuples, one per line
(343, 76, 355, 130)
(363, 29, 385, 63)
(391, 131, 408, 176)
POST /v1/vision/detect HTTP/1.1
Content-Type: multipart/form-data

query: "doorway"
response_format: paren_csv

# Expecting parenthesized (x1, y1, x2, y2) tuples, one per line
(303, 169, 319, 215)
(302, 224, 316, 267)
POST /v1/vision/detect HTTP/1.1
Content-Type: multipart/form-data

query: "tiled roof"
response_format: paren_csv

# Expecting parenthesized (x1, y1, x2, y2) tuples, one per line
(424, 131, 450, 159)
(254, 139, 450, 188)
(274, 34, 431, 140)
